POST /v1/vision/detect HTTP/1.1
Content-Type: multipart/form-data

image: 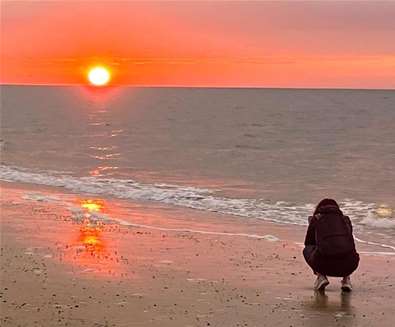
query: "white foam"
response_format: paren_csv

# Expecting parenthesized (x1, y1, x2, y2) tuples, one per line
(103, 217, 281, 241)
(1, 165, 394, 232)
(359, 251, 395, 256)
(0, 165, 313, 226)
(354, 236, 395, 251)
(22, 193, 60, 202)
(359, 212, 395, 229)
(13, 187, 395, 253)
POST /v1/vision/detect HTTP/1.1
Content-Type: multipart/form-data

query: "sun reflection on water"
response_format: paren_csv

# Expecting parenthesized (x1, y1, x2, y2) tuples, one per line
(89, 166, 119, 177)
(375, 205, 393, 218)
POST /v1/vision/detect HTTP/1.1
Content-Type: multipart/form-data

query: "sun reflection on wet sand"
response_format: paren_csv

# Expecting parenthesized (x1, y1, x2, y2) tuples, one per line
(80, 199, 104, 213)
(60, 198, 127, 277)
(0, 187, 131, 278)
(79, 225, 104, 250)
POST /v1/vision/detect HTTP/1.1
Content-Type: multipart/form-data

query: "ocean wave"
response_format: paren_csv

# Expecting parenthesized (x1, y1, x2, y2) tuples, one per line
(359, 214, 395, 229)
(0, 165, 393, 230)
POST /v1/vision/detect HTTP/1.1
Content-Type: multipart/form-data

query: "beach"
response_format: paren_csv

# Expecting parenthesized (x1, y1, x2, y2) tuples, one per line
(1, 182, 394, 327)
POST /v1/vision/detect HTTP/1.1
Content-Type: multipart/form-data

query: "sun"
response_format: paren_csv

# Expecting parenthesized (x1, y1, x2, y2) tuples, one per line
(87, 66, 111, 86)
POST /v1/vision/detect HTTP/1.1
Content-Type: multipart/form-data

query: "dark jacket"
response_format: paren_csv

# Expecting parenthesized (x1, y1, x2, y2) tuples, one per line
(303, 205, 359, 277)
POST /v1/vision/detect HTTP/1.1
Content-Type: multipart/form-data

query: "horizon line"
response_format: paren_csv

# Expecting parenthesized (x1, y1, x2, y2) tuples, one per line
(0, 82, 394, 91)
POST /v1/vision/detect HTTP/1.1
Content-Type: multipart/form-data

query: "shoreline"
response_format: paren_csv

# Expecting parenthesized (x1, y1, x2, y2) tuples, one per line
(1, 182, 394, 326)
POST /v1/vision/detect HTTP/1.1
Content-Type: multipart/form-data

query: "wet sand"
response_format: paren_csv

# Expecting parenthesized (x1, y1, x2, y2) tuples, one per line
(1, 182, 394, 326)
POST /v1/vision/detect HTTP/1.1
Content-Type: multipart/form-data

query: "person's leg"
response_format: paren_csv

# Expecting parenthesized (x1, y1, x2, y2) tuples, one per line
(303, 246, 329, 290)
(314, 274, 329, 291)
(341, 275, 352, 292)
(303, 245, 316, 273)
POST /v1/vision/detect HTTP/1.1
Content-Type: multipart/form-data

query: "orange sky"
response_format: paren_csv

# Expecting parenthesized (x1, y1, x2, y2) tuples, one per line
(1, 0, 395, 88)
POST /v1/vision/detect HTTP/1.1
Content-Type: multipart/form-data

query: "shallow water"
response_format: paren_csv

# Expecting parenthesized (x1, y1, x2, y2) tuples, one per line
(1, 86, 394, 244)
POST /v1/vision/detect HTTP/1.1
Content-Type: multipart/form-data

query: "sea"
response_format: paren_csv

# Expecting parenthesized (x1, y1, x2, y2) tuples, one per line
(1, 86, 394, 249)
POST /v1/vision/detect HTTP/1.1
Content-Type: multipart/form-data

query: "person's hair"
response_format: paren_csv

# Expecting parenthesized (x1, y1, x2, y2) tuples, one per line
(313, 198, 339, 215)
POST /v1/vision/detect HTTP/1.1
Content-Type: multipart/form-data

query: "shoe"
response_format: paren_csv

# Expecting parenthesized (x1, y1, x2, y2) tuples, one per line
(341, 276, 352, 292)
(314, 274, 329, 291)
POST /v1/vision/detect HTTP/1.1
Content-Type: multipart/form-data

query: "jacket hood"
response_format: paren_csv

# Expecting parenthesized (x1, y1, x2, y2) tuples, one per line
(316, 204, 343, 215)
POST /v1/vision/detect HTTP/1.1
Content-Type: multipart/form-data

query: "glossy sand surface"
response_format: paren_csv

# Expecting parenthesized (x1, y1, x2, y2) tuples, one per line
(1, 183, 394, 327)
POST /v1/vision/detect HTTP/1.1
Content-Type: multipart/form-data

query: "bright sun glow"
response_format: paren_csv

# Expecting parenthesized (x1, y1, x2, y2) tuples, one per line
(88, 66, 111, 86)
(81, 199, 104, 212)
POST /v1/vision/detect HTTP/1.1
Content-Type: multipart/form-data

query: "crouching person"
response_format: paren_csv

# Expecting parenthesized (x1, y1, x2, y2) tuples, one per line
(303, 198, 359, 292)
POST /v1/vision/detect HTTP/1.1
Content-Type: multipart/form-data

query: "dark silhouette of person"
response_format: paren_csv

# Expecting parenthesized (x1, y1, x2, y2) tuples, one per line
(303, 198, 359, 291)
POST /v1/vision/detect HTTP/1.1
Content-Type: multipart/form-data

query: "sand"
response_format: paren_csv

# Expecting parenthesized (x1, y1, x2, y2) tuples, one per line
(1, 182, 394, 327)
